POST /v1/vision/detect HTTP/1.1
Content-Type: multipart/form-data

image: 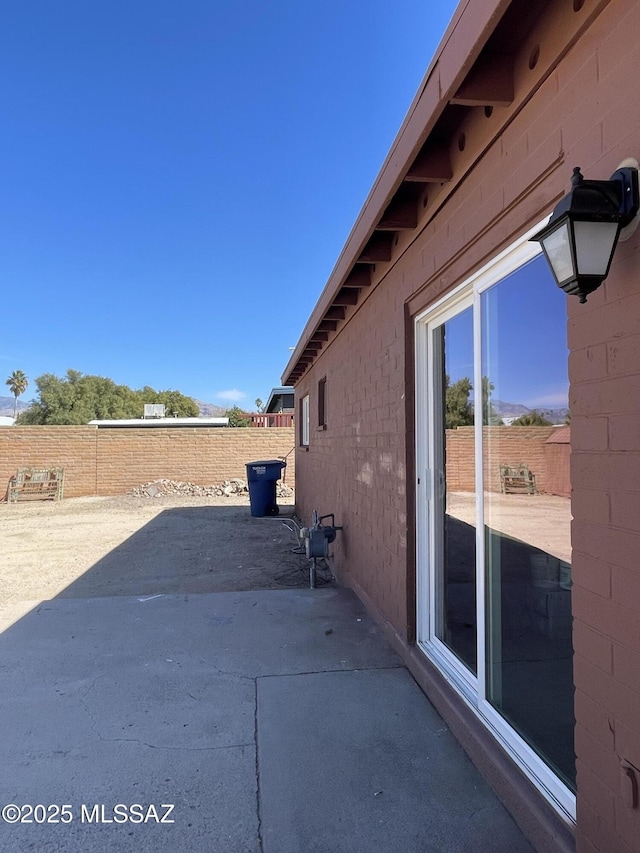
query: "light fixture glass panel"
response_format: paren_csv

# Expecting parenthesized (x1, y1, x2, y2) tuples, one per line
(542, 221, 574, 284)
(573, 221, 619, 276)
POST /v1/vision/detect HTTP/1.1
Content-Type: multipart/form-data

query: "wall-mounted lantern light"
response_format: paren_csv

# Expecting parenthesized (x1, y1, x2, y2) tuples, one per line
(531, 164, 639, 302)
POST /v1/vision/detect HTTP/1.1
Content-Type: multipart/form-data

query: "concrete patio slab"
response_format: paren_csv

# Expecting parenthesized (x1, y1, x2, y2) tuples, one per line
(258, 667, 533, 853)
(0, 588, 533, 852)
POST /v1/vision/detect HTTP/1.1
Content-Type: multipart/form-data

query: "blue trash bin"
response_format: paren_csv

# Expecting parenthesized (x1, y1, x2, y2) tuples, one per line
(246, 460, 286, 517)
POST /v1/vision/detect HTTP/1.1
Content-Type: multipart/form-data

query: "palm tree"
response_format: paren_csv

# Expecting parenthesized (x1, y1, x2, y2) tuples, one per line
(5, 370, 29, 419)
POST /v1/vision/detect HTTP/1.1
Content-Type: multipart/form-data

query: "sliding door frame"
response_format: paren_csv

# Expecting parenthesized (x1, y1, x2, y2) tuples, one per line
(414, 224, 575, 821)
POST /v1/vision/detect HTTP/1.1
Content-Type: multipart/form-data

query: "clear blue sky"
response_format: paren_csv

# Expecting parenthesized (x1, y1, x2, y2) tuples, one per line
(1, 0, 459, 409)
(482, 256, 569, 410)
(446, 255, 570, 411)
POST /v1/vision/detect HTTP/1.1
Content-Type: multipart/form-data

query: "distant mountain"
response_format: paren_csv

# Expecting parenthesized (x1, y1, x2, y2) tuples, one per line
(0, 395, 30, 418)
(491, 399, 569, 424)
(491, 399, 531, 418)
(191, 399, 229, 418)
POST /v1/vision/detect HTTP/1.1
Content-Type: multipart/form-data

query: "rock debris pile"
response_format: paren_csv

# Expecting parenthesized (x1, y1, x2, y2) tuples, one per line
(129, 478, 294, 499)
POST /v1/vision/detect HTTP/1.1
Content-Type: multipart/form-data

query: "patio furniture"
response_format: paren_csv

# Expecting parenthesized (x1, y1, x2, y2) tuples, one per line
(8, 467, 65, 503)
(499, 463, 537, 495)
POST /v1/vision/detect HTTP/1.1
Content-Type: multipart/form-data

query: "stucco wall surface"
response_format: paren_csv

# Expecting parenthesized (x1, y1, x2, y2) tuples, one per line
(0, 427, 295, 498)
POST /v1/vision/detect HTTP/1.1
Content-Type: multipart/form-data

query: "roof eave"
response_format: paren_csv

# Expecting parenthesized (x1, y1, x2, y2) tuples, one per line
(282, 0, 512, 385)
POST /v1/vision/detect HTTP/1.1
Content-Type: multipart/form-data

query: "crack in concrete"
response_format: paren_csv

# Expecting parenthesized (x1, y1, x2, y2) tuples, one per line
(86, 737, 255, 752)
(253, 677, 264, 853)
(256, 663, 404, 680)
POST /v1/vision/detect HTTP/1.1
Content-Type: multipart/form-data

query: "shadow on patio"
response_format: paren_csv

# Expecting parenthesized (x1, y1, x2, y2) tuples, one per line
(0, 499, 534, 853)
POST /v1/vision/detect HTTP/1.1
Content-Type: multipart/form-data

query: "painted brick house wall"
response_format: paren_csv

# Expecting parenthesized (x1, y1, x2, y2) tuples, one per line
(295, 275, 409, 632)
(289, 0, 640, 850)
(0, 427, 295, 498)
(562, 3, 640, 851)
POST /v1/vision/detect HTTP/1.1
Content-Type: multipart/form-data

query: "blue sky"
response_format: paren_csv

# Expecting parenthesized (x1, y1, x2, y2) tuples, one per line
(1, 0, 459, 409)
(445, 255, 569, 411)
(482, 256, 569, 409)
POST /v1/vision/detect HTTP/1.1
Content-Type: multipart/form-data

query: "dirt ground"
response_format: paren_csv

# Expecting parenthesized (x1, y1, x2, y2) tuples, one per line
(0, 493, 327, 630)
(0, 489, 571, 632)
(447, 491, 572, 564)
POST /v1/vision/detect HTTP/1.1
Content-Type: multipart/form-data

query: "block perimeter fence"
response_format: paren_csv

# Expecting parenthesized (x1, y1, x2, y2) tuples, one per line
(0, 426, 296, 499)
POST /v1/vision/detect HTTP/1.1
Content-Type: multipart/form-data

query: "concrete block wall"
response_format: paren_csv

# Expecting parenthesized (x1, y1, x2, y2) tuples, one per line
(557, 2, 640, 851)
(292, 0, 640, 849)
(95, 427, 295, 495)
(445, 426, 560, 494)
(545, 441, 571, 500)
(295, 272, 409, 634)
(0, 427, 98, 498)
(293, 0, 609, 649)
(0, 426, 295, 499)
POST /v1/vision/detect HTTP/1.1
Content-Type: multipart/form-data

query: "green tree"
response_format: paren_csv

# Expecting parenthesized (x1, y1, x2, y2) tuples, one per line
(482, 376, 503, 426)
(150, 389, 199, 418)
(255, 398, 264, 413)
(5, 370, 29, 419)
(445, 375, 473, 429)
(444, 374, 503, 429)
(511, 410, 553, 426)
(16, 370, 198, 424)
(225, 406, 251, 427)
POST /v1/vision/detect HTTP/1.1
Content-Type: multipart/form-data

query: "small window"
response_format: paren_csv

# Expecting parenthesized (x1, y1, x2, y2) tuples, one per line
(318, 377, 327, 429)
(300, 394, 309, 446)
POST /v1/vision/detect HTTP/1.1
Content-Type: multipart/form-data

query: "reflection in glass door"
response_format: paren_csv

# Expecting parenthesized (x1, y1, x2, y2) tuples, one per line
(481, 256, 574, 789)
(432, 307, 477, 673)
(417, 240, 575, 814)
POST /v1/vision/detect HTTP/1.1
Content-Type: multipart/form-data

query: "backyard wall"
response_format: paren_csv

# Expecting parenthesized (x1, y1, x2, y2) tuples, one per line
(0, 426, 295, 499)
(445, 425, 570, 495)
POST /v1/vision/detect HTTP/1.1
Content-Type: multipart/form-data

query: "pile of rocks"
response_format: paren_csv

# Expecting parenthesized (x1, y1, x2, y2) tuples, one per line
(129, 478, 294, 499)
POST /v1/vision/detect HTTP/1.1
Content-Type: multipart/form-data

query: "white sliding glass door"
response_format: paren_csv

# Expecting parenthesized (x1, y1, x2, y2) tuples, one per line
(415, 233, 575, 819)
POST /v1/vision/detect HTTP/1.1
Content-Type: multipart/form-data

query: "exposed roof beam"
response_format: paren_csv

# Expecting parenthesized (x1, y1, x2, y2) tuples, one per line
(376, 184, 421, 231)
(333, 288, 360, 306)
(310, 331, 329, 341)
(405, 144, 453, 182)
(317, 319, 338, 332)
(344, 265, 372, 288)
(450, 52, 513, 106)
(324, 306, 346, 320)
(357, 232, 394, 263)
(377, 196, 418, 231)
